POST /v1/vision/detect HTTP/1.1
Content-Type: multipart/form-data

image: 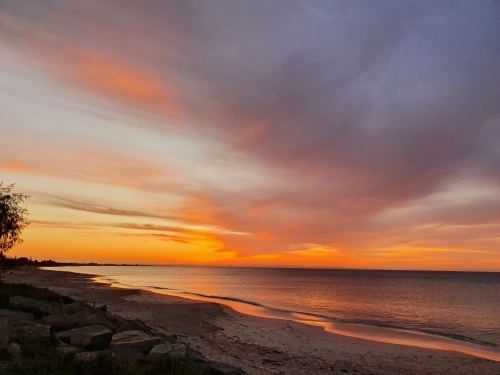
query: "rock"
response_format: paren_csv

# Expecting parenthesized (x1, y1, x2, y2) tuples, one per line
(0, 362, 9, 374)
(115, 320, 152, 334)
(7, 342, 21, 364)
(187, 361, 211, 375)
(62, 303, 86, 315)
(10, 321, 50, 341)
(56, 325, 113, 351)
(9, 296, 61, 315)
(0, 309, 34, 326)
(208, 361, 249, 375)
(189, 350, 208, 362)
(110, 330, 163, 354)
(43, 312, 116, 332)
(57, 346, 81, 354)
(74, 351, 100, 363)
(106, 346, 145, 367)
(0, 321, 8, 339)
(99, 305, 107, 312)
(42, 314, 68, 329)
(105, 313, 129, 328)
(148, 343, 186, 359)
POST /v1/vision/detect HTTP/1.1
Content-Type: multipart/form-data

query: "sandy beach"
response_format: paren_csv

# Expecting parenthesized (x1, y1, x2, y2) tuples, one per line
(4, 267, 499, 375)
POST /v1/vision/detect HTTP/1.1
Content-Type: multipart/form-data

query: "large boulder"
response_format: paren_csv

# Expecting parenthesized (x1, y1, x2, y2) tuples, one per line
(9, 296, 61, 315)
(148, 343, 186, 359)
(43, 312, 117, 331)
(10, 321, 50, 341)
(105, 313, 129, 328)
(0, 321, 8, 338)
(110, 330, 163, 354)
(56, 325, 113, 351)
(6, 342, 22, 364)
(207, 362, 249, 375)
(0, 362, 9, 374)
(106, 346, 145, 367)
(0, 309, 34, 326)
(115, 320, 151, 334)
(62, 302, 87, 315)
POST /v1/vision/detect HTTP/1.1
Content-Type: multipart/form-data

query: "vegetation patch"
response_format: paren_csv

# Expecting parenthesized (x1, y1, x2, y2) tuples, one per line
(0, 348, 13, 362)
(5, 338, 195, 375)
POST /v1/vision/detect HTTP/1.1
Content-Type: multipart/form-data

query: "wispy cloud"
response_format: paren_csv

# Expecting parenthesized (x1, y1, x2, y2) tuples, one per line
(1, 0, 500, 268)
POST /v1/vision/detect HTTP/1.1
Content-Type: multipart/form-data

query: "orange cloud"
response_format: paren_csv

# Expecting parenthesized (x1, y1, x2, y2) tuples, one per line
(68, 50, 171, 103)
(0, 145, 168, 192)
(27, 45, 182, 117)
(249, 203, 280, 214)
(256, 231, 272, 239)
(0, 160, 36, 173)
(178, 195, 216, 224)
(287, 244, 337, 257)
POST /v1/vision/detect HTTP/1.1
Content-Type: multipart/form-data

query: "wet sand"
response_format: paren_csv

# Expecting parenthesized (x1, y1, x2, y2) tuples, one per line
(4, 267, 499, 375)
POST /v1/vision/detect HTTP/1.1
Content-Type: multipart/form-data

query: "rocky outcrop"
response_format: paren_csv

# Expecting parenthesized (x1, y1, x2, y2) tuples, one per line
(5, 343, 21, 364)
(115, 319, 152, 334)
(0, 310, 34, 326)
(0, 294, 249, 375)
(148, 343, 186, 359)
(10, 321, 50, 341)
(207, 361, 250, 375)
(9, 296, 61, 315)
(107, 346, 146, 367)
(0, 362, 9, 373)
(62, 302, 87, 315)
(43, 311, 117, 331)
(56, 325, 113, 350)
(110, 330, 163, 354)
(105, 313, 129, 328)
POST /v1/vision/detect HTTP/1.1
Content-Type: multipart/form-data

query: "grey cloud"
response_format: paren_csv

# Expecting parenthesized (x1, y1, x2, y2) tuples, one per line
(114, 233, 192, 244)
(35, 194, 179, 221)
(32, 220, 195, 244)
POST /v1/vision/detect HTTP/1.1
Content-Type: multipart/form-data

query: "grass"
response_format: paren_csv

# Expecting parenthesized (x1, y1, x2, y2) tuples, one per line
(0, 348, 13, 362)
(5, 338, 197, 375)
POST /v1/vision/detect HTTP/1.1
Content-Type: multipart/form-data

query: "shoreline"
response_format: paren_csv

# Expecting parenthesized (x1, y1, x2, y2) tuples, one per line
(5, 267, 500, 374)
(49, 266, 500, 362)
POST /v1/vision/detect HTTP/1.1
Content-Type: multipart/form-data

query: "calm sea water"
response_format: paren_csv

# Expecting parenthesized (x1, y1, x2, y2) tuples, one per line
(49, 266, 500, 349)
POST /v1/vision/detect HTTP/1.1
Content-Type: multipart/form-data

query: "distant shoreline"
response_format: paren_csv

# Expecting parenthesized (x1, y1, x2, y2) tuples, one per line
(35, 264, 500, 274)
(3, 255, 500, 273)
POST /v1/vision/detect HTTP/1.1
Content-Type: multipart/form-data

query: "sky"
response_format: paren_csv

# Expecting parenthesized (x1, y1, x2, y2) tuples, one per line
(1, 1, 499, 270)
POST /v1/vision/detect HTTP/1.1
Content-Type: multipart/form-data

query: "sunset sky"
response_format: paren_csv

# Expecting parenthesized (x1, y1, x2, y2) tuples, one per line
(1, 1, 499, 270)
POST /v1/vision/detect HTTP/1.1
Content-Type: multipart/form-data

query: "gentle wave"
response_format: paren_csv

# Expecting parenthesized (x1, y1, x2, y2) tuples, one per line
(44, 266, 500, 361)
(98, 276, 497, 348)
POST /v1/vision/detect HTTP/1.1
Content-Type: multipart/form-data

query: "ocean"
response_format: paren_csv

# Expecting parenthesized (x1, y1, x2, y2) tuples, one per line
(47, 266, 500, 358)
